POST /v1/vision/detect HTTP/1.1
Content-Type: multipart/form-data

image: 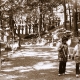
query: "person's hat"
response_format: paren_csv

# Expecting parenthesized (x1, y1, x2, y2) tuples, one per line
(62, 36, 68, 40)
(62, 36, 68, 42)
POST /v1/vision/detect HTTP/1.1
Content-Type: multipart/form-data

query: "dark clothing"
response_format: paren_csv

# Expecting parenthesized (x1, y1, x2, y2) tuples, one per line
(73, 43, 80, 75)
(59, 61, 66, 74)
(58, 43, 68, 62)
(76, 63, 80, 74)
(58, 42, 68, 74)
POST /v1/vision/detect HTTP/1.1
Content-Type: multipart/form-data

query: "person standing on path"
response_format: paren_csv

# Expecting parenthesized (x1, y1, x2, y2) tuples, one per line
(73, 38, 80, 78)
(57, 36, 68, 76)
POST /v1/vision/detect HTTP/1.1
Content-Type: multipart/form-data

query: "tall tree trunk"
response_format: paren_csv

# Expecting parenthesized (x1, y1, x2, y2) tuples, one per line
(73, 0, 78, 37)
(68, 0, 71, 30)
(0, 1, 1, 71)
(63, 0, 67, 29)
(18, 25, 21, 48)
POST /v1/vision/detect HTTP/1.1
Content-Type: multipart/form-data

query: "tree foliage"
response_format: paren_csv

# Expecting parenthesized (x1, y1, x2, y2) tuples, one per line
(0, 0, 71, 14)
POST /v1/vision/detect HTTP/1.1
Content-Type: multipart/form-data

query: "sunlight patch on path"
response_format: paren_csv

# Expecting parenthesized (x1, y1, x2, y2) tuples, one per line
(0, 73, 7, 76)
(66, 61, 75, 69)
(33, 61, 58, 70)
(2, 62, 12, 66)
(2, 61, 59, 72)
(6, 75, 18, 80)
(9, 52, 38, 58)
(0, 74, 18, 80)
(2, 68, 15, 72)
(2, 66, 34, 73)
(9, 51, 58, 61)
(65, 70, 74, 74)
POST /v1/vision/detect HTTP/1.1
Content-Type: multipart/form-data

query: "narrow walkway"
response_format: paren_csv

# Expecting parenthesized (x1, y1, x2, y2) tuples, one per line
(0, 43, 78, 80)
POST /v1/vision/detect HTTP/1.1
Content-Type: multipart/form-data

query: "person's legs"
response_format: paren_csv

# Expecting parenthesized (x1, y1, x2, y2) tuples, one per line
(76, 63, 79, 74)
(76, 63, 79, 77)
(63, 61, 66, 74)
(59, 61, 63, 74)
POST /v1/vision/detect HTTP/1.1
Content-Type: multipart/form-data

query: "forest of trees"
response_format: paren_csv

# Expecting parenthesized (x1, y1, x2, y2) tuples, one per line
(0, 0, 80, 39)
